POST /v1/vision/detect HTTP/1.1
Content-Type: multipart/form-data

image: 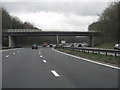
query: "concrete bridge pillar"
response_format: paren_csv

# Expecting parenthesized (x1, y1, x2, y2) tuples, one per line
(89, 36, 94, 47)
(8, 35, 14, 47)
(56, 35, 59, 47)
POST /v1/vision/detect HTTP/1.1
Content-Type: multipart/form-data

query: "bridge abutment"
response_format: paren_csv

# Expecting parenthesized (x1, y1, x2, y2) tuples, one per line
(8, 35, 14, 47)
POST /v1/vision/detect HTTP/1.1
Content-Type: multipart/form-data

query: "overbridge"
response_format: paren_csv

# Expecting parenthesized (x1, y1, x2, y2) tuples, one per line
(2, 29, 102, 47)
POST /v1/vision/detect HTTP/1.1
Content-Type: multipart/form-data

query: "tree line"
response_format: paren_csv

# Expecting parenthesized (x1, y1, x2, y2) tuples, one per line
(2, 8, 38, 29)
(88, 1, 120, 44)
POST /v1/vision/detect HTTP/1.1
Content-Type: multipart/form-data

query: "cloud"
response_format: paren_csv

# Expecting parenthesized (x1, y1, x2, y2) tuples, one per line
(11, 11, 98, 31)
(1, 0, 114, 2)
(2, 1, 111, 31)
(1, 0, 112, 2)
(3, 2, 109, 16)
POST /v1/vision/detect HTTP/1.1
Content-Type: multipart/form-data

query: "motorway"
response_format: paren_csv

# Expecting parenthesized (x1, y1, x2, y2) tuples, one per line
(2, 48, 119, 88)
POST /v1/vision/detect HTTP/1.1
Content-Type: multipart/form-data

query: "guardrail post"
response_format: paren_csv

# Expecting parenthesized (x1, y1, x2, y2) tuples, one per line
(98, 51, 100, 54)
(88, 50, 89, 53)
(106, 52, 107, 56)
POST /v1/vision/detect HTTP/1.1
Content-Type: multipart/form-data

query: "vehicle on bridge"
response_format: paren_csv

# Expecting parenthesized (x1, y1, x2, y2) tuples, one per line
(32, 44, 38, 49)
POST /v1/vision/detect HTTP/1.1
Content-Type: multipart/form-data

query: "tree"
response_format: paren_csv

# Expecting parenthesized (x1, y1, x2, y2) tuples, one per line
(88, 1, 120, 44)
(2, 8, 39, 29)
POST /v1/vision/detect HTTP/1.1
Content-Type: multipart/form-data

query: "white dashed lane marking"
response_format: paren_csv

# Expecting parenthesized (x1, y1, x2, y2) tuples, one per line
(39, 49, 42, 54)
(6, 55, 10, 58)
(13, 53, 15, 55)
(51, 70, 60, 77)
(43, 60, 46, 63)
(39, 52, 41, 54)
(40, 55, 42, 57)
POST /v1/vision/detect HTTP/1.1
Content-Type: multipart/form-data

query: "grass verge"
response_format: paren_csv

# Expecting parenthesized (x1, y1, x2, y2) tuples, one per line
(95, 43, 115, 49)
(56, 48, 120, 66)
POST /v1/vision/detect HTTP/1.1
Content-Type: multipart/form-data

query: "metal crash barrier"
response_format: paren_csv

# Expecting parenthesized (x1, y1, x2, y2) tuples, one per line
(63, 47, 120, 57)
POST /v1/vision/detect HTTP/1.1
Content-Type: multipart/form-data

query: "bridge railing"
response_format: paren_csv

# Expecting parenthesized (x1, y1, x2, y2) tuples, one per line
(62, 47, 120, 57)
(4, 29, 42, 32)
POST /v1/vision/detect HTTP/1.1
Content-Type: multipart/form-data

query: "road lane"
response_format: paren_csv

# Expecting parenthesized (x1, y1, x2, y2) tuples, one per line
(2, 48, 119, 88)
(2, 48, 76, 88)
(41, 48, 119, 88)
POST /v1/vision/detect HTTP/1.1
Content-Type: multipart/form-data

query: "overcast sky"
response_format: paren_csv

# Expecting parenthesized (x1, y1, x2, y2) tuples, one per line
(2, 0, 114, 31)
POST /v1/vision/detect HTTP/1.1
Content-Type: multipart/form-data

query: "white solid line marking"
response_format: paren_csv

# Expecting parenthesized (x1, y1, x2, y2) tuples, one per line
(6, 55, 10, 58)
(40, 55, 42, 57)
(43, 60, 46, 63)
(51, 70, 60, 77)
(13, 53, 15, 55)
(52, 48, 120, 70)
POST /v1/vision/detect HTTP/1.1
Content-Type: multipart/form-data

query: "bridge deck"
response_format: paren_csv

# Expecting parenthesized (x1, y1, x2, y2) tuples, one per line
(2, 29, 101, 36)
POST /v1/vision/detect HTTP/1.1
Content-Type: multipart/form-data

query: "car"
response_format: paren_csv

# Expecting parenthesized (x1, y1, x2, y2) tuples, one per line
(78, 43, 82, 47)
(114, 44, 120, 50)
(32, 44, 38, 49)
(74, 43, 82, 47)
(49, 44, 53, 47)
(42, 42, 48, 47)
(63, 43, 73, 48)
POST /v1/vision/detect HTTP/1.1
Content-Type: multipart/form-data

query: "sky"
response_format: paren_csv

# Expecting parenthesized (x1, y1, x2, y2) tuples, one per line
(2, 0, 115, 31)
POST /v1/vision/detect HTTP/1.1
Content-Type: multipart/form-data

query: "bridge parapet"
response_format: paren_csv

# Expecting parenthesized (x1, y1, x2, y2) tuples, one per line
(2, 29, 101, 37)
(3, 29, 42, 32)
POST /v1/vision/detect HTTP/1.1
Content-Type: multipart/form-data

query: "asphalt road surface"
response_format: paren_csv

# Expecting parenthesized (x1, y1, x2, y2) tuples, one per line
(2, 48, 119, 88)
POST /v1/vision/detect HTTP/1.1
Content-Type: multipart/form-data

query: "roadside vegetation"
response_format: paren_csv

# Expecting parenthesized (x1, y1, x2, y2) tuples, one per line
(2, 8, 40, 47)
(95, 43, 115, 49)
(56, 48, 120, 66)
(2, 8, 38, 29)
(88, 2, 120, 47)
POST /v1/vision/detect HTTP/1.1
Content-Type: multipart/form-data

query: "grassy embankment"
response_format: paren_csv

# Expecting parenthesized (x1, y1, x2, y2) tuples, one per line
(95, 43, 115, 49)
(56, 48, 120, 66)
